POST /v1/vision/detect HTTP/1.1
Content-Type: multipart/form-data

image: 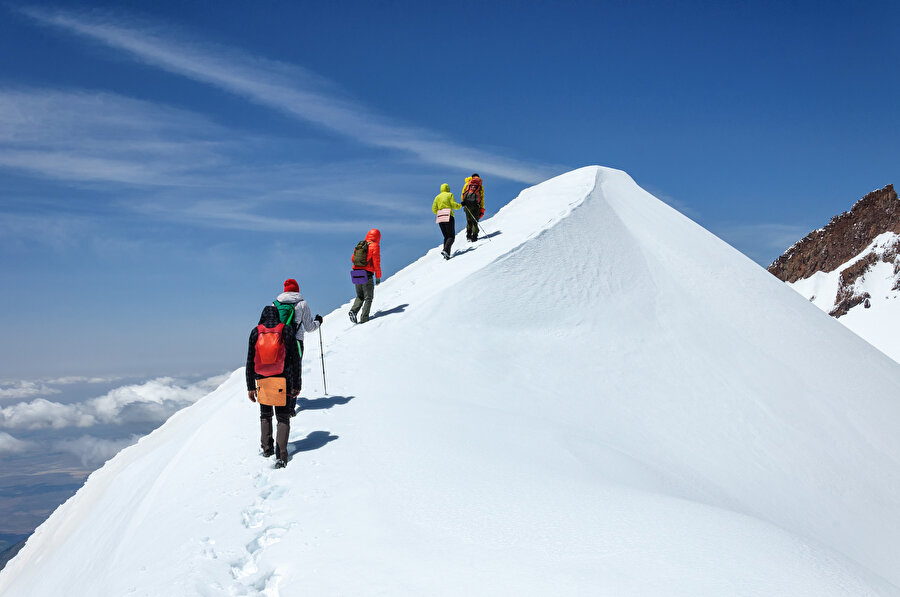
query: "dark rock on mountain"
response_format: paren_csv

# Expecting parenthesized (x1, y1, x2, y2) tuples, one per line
(829, 253, 877, 317)
(768, 184, 900, 284)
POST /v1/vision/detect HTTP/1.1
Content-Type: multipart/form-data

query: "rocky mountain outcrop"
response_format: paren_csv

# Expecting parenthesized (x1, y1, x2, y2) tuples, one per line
(768, 184, 900, 283)
(768, 184, 900, 318)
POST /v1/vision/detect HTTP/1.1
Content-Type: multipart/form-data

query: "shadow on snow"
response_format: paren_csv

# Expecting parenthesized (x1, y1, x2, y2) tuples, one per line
(296, 395, 354, 413)
(369, 304, 409, 320)
(452, 230, 501, 257)
(289, 430, 339, 454)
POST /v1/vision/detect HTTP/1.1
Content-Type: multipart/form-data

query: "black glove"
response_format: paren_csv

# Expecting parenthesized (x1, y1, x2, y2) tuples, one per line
(314, 314, 323, 324)
(375, 278, 382, 285)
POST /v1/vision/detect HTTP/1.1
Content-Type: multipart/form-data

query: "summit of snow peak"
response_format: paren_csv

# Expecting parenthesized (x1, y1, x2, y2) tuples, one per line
(3, 166, 900, 596)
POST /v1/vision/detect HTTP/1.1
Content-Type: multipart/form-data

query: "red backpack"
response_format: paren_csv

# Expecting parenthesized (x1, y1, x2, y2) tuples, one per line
(254, 323, 286, 377)
(463, 177, 482, 200)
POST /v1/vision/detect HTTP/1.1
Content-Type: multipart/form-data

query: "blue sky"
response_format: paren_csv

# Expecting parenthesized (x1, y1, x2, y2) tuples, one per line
(1, 0, 899, 380)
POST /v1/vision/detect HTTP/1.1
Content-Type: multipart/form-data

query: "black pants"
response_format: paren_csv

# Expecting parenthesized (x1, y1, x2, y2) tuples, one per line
(260, 403, 292, 460)
(462, 200, 480, 240)
(439, 215, 455, 254)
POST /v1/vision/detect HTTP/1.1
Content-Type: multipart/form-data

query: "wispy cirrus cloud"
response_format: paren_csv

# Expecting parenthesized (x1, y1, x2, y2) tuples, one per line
(0, 88, 446, 238)
(712, 222, 813, 266)
(18, 6, 558, 184)
(133, 162, 445, 234)
(0, 89, 232, 186)
(716, 222, 812, 251)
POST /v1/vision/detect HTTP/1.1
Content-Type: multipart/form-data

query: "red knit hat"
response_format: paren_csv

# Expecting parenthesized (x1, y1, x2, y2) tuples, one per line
(283, 278, 299, 293)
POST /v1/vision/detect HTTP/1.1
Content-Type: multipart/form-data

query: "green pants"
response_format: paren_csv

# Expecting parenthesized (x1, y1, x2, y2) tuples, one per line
(351, 276, 375, 322)
(462, 200, 480, 239)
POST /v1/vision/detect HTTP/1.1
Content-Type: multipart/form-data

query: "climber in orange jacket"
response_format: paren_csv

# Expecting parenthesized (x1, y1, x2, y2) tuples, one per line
(349, 228, 382, 324)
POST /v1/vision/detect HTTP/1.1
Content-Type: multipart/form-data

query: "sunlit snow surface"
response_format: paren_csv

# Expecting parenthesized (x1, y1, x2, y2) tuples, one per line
(2, 167, 900, 596)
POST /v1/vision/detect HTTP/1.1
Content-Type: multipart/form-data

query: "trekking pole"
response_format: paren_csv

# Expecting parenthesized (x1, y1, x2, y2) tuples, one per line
(463, 205, 492, 242)
(318, 325, 328, 395)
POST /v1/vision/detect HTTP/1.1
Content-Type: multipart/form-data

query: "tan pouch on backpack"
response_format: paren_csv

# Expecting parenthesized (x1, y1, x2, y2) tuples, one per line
(256, 376, 287, 406)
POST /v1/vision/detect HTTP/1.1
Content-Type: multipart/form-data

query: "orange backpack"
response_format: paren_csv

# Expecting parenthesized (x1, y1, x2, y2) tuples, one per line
(463, 177, 482, 200)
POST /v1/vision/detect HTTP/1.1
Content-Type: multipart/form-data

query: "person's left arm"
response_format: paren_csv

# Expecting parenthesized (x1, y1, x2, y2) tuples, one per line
(283, 325, 300, 397)
(299, 302, 320, 332)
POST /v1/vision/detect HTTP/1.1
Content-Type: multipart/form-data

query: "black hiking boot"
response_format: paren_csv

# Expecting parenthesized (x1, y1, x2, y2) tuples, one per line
(441, 250, 450, 260)
(349, 310, 357, 324)
(274, 458, 287, 469)
(262, 447, 275, 457)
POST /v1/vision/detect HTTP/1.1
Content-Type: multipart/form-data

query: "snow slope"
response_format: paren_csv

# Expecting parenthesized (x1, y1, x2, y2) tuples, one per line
(3, 166, 900, 596)
(789, 231, 900, 363)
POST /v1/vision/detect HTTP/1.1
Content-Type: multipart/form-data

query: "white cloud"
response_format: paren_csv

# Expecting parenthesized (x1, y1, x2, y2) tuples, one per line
(0, 431, 32, 454)
(0, 381, 60, 400)
(20, 7, 559, 184)
(0, 375, 123, 401)
(54, 434, 141, 467)
(45, 376, 124, 385)
(85, 375, 223, 424)
(0, 374, 227, 430)
(0, 398, 95, 430)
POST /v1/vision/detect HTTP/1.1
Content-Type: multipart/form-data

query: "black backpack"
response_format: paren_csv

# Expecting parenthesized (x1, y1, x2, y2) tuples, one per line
(352, 240, 370, 268)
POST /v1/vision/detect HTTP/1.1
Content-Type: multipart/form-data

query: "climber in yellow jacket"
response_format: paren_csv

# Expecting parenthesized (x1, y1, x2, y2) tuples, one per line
(460, 174, 485, 242)
(432, 183, 461, 260)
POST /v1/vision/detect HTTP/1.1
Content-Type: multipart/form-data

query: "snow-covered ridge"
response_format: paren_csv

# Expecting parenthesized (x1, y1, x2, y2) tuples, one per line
(3, 167, 900, 596)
